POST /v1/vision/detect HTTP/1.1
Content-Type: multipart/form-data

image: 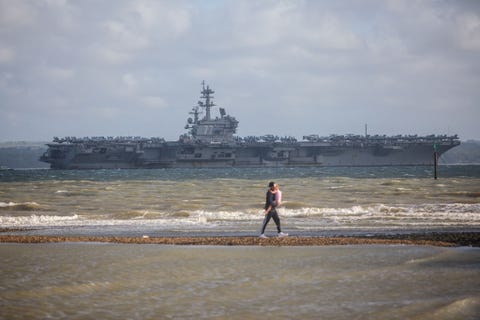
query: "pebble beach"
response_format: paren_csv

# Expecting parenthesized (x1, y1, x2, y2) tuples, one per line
(1, 231, 479, 247)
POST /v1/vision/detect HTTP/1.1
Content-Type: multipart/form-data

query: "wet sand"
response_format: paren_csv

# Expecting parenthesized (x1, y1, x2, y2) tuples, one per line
(1, 232, 479, 247)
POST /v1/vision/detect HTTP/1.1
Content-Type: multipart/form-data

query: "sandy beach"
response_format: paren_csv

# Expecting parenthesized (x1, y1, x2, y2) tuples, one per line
(1, 231, 479, 247)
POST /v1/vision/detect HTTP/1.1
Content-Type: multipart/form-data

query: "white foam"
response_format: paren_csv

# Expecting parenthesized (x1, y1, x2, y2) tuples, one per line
(0, 213, 216, 229)
(0, 214, 80, 227)
(191, 209, 259, 221)
(1, 203, 478, 229)
(0, 201, 42, 210)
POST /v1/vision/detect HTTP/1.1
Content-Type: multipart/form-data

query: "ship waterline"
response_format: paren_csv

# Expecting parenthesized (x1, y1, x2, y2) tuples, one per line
(40, 82, 460, 169)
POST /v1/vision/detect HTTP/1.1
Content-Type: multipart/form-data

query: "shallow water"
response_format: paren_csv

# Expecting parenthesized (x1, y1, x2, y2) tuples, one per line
(1, 166, 479, 236)
(1, 244, 479, 319)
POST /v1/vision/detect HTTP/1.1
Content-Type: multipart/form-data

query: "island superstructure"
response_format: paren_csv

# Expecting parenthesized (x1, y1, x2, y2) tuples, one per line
(40, 82, 460, 169)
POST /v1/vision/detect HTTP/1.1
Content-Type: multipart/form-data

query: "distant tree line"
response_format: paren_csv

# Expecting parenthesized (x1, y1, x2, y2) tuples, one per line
(0, 145, 49, 169)
(440, 140, 480, 165)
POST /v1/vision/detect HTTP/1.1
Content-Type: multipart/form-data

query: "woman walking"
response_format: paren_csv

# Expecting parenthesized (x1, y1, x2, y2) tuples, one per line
(259, 181, 288, 238)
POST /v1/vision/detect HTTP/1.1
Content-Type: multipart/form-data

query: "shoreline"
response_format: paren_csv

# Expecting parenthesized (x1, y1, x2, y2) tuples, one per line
(1, 232, 479, 247)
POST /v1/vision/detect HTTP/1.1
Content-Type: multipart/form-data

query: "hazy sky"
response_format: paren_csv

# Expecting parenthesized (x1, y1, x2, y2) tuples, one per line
(1, 0, 479, 142)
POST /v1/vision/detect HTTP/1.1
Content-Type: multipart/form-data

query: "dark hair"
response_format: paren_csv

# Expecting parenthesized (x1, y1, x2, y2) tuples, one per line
(268, 181, 275, 188)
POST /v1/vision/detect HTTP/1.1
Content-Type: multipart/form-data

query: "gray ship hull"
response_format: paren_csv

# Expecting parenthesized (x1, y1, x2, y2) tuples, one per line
(41, 141, 458, 169)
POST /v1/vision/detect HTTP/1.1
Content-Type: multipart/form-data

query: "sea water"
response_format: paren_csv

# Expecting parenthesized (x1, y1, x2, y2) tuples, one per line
(1, 244, 479, 319)
(1, 166, 480, 319)
(1, 166, 479, 236)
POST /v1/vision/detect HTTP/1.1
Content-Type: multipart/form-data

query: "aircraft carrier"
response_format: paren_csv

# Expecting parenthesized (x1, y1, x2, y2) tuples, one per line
(40, 82, 460, 169)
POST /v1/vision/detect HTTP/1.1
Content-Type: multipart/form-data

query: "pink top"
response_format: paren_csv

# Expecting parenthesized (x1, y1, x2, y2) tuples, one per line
(275, 190, 282, 206)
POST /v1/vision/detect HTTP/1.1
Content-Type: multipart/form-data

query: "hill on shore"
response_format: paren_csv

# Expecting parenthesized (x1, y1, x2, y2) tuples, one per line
(0, 142, 49, 169)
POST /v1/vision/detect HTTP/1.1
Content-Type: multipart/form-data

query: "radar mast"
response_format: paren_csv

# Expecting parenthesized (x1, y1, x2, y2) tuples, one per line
(200, 80, 215, 121)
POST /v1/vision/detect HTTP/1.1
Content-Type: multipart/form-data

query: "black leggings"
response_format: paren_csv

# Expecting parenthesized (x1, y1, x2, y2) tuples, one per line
(261, 209, 281, 234)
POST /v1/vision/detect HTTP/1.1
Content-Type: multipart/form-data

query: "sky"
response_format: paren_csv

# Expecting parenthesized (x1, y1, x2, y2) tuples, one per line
(1, 0, 479, 142)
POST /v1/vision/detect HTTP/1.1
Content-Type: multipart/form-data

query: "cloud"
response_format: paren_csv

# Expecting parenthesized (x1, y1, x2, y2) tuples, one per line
(457, 12, 480, 51)
(122, 73, 138, 90)
(0, 0, 479, 141)
(229, 1, 361, 51)
(0, 47, 14, 63)
(0, 0, 37, 29)
(141, 95, 167, 109)
(87, 1, 192, 65)
(42, 66, 75, 81)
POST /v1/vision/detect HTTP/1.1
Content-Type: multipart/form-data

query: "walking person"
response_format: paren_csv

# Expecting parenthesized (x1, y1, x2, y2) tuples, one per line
(259, 181, 288, 238)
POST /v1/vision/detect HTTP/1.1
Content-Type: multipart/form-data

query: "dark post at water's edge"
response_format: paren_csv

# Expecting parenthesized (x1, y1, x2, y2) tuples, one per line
(434, 143, 438, 180)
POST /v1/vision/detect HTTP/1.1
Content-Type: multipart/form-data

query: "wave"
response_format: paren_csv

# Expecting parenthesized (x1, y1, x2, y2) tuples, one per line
(189, 210, 259, 222)
(282, 203, 480, 216)
(170, 211, 190, 218)
(0, 214, 79, 226)
(280, 201, 307, 209)
(1, 203, 479, 229)
(111, 210, 164, 220)
(427, 296, 480, 319)
(440, 191, 480, 198)
(54, 189, 98, 197)
(0, 201, 43, 211)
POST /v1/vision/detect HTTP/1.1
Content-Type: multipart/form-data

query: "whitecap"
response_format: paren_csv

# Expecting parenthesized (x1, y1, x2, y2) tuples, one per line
(0, 214, 79, 227)
(0, 201, 42, 211)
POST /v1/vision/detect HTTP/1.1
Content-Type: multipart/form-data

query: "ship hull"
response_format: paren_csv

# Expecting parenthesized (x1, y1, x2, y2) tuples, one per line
(41, 142, 458, 169)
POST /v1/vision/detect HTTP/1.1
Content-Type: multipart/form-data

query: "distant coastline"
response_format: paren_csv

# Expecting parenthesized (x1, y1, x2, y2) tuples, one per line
(0, 142, 49, 169)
